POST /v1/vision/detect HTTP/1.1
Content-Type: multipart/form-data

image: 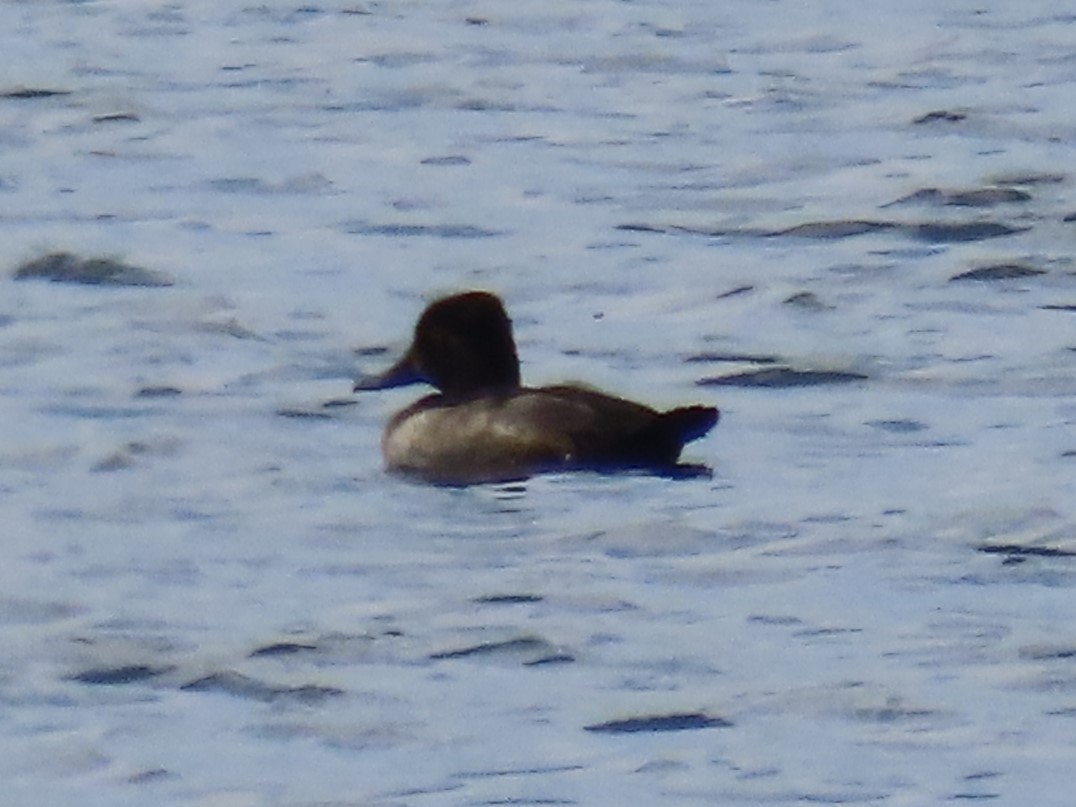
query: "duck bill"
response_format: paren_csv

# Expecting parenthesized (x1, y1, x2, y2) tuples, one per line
(353, 351, 426, 392)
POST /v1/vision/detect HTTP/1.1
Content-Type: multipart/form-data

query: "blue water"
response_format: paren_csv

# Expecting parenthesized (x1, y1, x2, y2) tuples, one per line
(2, 1, 1075, 805)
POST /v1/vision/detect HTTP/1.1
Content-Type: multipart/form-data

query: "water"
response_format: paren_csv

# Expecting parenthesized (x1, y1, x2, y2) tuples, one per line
(1, 1, 1075, 804)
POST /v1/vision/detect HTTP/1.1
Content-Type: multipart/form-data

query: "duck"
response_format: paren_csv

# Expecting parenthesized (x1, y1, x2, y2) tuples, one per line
(353, 291, 719, 484)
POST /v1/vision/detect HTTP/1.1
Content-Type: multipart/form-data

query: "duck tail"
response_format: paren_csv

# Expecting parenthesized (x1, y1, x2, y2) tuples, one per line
(626, 405, 719, 466)
(660, 405, 720, 445)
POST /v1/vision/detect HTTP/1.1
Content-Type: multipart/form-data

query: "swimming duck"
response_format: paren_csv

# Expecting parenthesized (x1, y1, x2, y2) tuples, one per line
(354, 291, 718, 484)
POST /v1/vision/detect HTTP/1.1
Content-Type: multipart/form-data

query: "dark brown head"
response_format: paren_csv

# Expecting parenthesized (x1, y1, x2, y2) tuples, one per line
(354, 291, 521, 398)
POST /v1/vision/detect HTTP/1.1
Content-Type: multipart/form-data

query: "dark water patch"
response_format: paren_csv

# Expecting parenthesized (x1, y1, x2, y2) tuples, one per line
(71, 664, 172, 686)
(617, 219, 1024, 243)
(128, 768, 175, 785)
(93, 453, 134, 472)
(784, 291, 831, 310)
(208, 177, 266, 193)
(181, 671, 343, 704)
(950, 264, 1046, 282)
(193, 319, 265, 340)
(421, 154, 471, 166)
(884, 187, 1031, 208)
(852, 701, 936, 723)
(872, 245, 942, 261)
(978, 544, 1076, 559)
(430, 636, 555, 661)
(135, 385, 182, 399)
(276, 407, 335, 420)
(584, 712, 732, 734)
(617, 220, 892, 239)
(458, 96, 515, 112)
(963, 772, 1002, 783)
(321, 397, 358, 409)
(44, 404, 158, 420)
(717, 284, 755, 299)
(913, 109, 967, 124)
(322, 92, 438, 113)
(1, 87, 71, 100)
(748, 614, 804, 626)
(250, 641, 319, 658)
(524, 653, 575, 666)
(1019, 644, 1076, 661)
(909, 222, 1028, 243)
(616, 222, 670, 234)
(989, 172, 1065, 186)
(473, 594, 544, 605)
(208, 174, 332, 195)
(343, 220, 503, 239)
(454, 763, 585, 781)
(866, 419, 928, 433)
(93, 438, 180, 472)
(577, 52, 731, 76)
(945, 188, 1030, 207)
(684, 351, 780, 365)
(354, 344, 391, 357)
(361, 51, 438, 69)
(13, 252, 174, 287)
(698, 368, 868, 388)
(793, 625, 864, 639)
(775, 220, 896, 239)
(93, 112, 140, 124)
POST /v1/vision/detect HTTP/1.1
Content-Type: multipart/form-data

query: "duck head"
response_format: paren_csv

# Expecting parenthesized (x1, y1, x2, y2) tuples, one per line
(354, 291, 521, 398)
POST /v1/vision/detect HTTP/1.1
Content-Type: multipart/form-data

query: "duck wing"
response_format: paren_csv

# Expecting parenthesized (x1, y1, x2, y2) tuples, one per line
(529, 386, 718, 468)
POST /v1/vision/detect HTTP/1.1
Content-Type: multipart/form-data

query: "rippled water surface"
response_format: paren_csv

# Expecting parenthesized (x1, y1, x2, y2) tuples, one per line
(2, 1, 1076, 805)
